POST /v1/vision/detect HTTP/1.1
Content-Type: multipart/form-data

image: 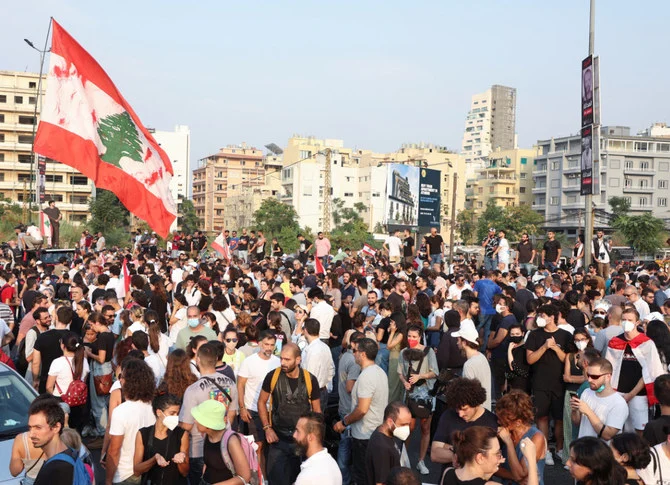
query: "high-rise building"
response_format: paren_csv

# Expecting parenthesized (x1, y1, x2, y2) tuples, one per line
(193, 144, 281, 232)
(149, 125, 191, 232)
(461, 85, 516, 179)
(532, 125, 670, 237)
(0, 70, 94, 224)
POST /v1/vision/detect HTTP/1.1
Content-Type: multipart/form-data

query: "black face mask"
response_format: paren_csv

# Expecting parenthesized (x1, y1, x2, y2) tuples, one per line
(509, 335, 524, 344)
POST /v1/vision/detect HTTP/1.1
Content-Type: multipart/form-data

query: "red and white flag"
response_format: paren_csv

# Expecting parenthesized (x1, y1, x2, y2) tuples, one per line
(362, 244, 377, 258)
(314, 256, 326, 275)
(40, 212, 52, 247)
(34, 20, 177, 237)
(212, 231, 231, 261)
(119, 258, 130, 299)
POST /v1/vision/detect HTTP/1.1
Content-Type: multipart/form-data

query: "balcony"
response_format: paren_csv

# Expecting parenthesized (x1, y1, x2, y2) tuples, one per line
(623, 185, 654, 193)
(563, 185, 581, 192)
(0, 141, 32, 151)
(562, 201, 583, 209)
(534, 166, 547, 175)
(0, 122, 35, 132)
(488, 177, 516, 184)
(623, 167, 654, 176)
(563, 163, 581, 174)
(532, 186, 547, 194)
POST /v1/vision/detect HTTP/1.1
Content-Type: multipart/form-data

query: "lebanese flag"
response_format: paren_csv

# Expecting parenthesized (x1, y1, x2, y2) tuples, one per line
(40, 212, 52, 247)
(362, 244, 377, 258)
(212, 231, 231, 261)
(118, 258, 130, 299)
(33, 20, 176, 238)
(315, 256, 326, 275)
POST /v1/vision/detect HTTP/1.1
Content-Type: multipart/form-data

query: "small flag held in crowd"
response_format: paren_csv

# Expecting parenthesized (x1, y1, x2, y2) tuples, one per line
(362, 244, 377, 258)
(315, 256, 326, 275)
(40, 212, 52, 247)
(212, 231, 232, 261)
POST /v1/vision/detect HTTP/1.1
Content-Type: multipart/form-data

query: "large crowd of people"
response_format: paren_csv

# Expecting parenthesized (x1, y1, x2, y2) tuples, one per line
(3, 223, 670, 485)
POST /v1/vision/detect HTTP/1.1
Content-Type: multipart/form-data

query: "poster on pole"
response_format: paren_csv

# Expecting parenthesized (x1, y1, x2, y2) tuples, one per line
(385, 163, 419, 231)
(581, 55, 594, 127)
(580, 125, 593, 195)
(418, 168, 441, 231)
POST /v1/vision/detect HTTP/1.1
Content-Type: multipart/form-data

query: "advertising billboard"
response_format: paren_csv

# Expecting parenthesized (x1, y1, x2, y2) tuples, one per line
(580, 125, 593, 195)
(581, 55, 594, 127)
(385, 163, 419, 230)
(418, 168, 441, 231)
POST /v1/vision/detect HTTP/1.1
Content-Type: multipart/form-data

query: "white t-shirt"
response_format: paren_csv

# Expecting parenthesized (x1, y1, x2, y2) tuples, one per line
(386, 236, 403, 258)
(429, 309, 445, 331)
(447, 283, 471, 301)
(638, 443, 670, 485)
(48, 355, 89, 397)
(126, 322, 147, 336)
(463, 352, 492, 411)
(109, 400, 156, 482)
(237, 353, 280, 412)
(214, 308, 236, 329)
(147, 332, 171, 361)
(169, 308, 187, 345)
(498, 238, 510, 261)
(145, 352, 166, 385)
(578, 388, 629, 439)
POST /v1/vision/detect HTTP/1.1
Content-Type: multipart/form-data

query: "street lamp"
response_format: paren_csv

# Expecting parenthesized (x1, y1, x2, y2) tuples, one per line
(24, 36, 50, 213)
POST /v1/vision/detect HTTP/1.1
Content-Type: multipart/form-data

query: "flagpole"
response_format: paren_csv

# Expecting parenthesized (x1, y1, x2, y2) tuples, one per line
(27, 17, 53, 215)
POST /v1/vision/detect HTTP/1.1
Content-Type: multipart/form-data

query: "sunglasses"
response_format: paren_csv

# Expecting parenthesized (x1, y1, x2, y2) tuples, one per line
(587, 373, 610, 380)
(594, 311, 607, 315)
(225, 338, 238, 343)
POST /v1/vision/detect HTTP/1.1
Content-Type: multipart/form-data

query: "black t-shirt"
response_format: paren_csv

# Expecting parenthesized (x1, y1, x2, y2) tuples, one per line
(618, 338, 646, 395)
(238, 236, 249, 251)
(643, 416, 670, 446)
(441, 468, 487, 485)
(140, 426, 188, 485)
(524, 327, 572, 392)
(22, 290, 40, 312)
(261, 369, 320, 399)
(377, 317, 392, 344)
(299, 239, 312, 254)
(34, 329, 69, 393)
(566, 308, 586, 329)
(92, 331, 115, 362)
(387, 292, 406, 314)
(543, 240, 561, 262)
(203, 436, 233, 483)
(491, 314, 517, 360)
(403, 236, 415, 257)
(425, 235, 444, 255)
(34, 450, 75, 485)
(516, 241, 534, 264)
(366, 429, 400, 485)
(433, 408, 498, 444)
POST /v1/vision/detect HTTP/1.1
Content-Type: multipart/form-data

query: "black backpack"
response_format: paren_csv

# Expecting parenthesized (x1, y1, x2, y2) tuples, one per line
(16, 326, 37, 377)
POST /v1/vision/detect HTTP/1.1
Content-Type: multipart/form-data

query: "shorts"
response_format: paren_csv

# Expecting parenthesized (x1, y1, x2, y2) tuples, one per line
(246, 410, 265, 442)
(622, 394, 649, 431)
(533, 388, 564, 420)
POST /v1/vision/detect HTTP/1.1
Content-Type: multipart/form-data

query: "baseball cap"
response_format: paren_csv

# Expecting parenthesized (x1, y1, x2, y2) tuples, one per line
(451, 319, 478, 344)
(191, 400, 227, 431)
(488, 227, 496, 232)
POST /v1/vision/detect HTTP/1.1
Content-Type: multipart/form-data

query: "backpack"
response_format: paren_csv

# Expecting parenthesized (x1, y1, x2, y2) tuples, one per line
(267, 367, 312, 426)
(45, 448, 93, 485)
(220, 427, 262, 485)
(16, 326, 37, 376)
(55, 359, 88, 407)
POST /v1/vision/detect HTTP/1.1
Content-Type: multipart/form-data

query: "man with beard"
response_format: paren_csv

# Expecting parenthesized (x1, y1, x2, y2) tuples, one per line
(365, 402, 412, 485)
(293, 412, 342, 485)
(453, 319, 492, 411)
(258, 343, 321, 485)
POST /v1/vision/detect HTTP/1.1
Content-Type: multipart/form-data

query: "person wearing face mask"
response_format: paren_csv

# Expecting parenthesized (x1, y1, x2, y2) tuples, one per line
(487, 295, 518, 401)
(133, 394, 189, 485)
(606, 308, 665, 434)
(365, 402, 412, 485)
(397, 326, 437, 475)
(174, 306, 217, 350)
(506, 324, 530, 393)
(570, 358, 629, 441)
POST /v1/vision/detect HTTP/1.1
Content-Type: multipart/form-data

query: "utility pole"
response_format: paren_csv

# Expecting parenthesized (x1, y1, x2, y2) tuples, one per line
(448, 172, 458, 263)
(584, 0, 596, 264)
(323, 148, 332, 235)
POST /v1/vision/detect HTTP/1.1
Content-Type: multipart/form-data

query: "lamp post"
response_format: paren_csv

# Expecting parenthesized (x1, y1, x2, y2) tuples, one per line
(447, 162, 458, 263)
(24, 35, 50, 213)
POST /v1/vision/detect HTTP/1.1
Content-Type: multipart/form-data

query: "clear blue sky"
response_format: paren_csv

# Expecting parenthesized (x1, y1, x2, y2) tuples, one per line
(4, 1, 669, 162)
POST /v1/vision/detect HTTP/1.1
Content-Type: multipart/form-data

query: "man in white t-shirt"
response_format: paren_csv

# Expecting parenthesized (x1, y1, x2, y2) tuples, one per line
(447, 274, 472, 301)
(571, 357, 628, 441)
(494, 229, 510, 272)
(383, 230, 403, 264)
(453, 319, 492, 411)
(106, 359, 156, 484)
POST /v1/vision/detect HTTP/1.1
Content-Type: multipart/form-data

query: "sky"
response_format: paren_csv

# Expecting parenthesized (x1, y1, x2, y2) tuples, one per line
(4, 1, 669, 163)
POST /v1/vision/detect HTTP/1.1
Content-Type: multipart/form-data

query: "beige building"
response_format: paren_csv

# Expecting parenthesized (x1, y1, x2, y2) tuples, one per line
(222, 185, 281, 232)
(468, 147, 538, 213)
(193, 144, 282, 232)
(0, 70, 94, 224)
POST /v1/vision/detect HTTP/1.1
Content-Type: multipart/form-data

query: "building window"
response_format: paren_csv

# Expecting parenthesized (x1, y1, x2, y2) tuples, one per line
(14, 96, 23, 104)
(521, 157, 528, 165)
(659, 180, 668, 189)
(640, 161, 650, 170)
(18, 154, 31, 163)
(216, 197, 222, 203)
(624, 161, 633, 170)
(344, 192, 353, 197)
(18, 116, 36, 125)
(624, 178, 632, 188)
(0, 134, 4, 142)
(0, 153, 4, 162)
(478, 187, 483, 194)
(70, 195, 88, 204)
(0, 173, 4, 181)
(70, 176, 88, 185)
(70, 214, 87, 223)
(550, 197, 559, 205)
(520, 187, 526, 193)
(0, 114, 4, 123)
(550, 161, 559, 170)
(28, 97, 37, 105)
(29, 81, 37, 88)
(0, 95, 6, 103)
(477, 201, 483, 208)
(18, 173, 35, 182)
(299, 150, 312, 159)
(18, 135, 34, 144)
(659, 198, 668, 207)
(44, 175, 63, 183)
(489, 187, 494, 194)
(639, 197, 648, 206)
(520, 173, 527, 179)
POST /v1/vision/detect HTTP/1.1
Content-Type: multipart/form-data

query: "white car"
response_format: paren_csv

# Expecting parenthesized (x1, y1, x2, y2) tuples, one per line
(0, 362, 38, 484)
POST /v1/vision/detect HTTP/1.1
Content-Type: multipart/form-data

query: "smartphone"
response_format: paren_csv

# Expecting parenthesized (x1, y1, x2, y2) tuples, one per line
(568, 391, 578, 399)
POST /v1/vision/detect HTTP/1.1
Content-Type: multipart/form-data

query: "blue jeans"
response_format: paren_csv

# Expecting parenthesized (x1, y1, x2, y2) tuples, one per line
(267, 439, 301, 485)
(477, 314, 495, 351)
(188, 456, 204, 485)
(484, 256, 498, 271)
(375, 343, 389, 373)
(337, 413, 353, 485)
(430, 253, 443, 265)
(545, 261, 558, 272)
(90, 361, 112, 436)
(519, 262, 535, 276)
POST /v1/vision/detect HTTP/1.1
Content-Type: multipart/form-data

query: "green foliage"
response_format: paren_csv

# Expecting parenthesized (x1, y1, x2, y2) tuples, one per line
(608, 196, 632, 224)
(89, 189, 129, 234)
(476, 201, 506, 242)
(276, 225, 302, 254)
(475, 201, 544, 243)
(612, 213, 667, 255)
(97, 112, 144, 167)
(253, 199, 300, 237)
(329, 198, 374, 250)
(456, 209, 477, 245)
(179, 200, 201, 234)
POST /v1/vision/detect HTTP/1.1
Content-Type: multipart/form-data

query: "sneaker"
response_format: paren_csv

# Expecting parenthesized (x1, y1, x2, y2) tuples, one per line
(81, 425, 93, 438)
(555, 449, 563, 463)
(416, 460, 430, 475)
(545, 450, 555, 466)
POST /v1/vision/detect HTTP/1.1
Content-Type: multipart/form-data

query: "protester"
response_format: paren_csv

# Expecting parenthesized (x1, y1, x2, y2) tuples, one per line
(440, 426, 505, 485)
(293, 411, 342, 485)
(566, 436, 626, 485)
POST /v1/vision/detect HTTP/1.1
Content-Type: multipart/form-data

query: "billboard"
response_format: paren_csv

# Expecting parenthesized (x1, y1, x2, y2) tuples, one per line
(385, 163, 419, 230)
(580, 125, 593, 195)
(581, 55, 594, 127)
(418, 168, 441, 231)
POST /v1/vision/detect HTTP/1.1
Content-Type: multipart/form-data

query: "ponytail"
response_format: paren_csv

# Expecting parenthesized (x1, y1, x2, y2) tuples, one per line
(61, 331, 85, 380)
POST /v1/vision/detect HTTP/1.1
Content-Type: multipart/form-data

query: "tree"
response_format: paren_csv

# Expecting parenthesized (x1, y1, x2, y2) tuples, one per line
(330, 198, 374, 249)
(476, 201, 506, 242)
(456, 209, 477, 245)
(612, 213, 666, 255)
(97, 112, 144, 167)
(253, 198, 300, 237)
(502, 205, 545, 241)
(179, 200, 201, 234)
(608, 196, 632, 225)
(89, 189, 129, 234)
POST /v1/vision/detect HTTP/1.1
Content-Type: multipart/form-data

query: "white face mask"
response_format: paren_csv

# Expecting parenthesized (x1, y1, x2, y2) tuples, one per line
(162, 414, 179, 431)
(392, 423, 411, 441)
(535, 317, 547, 328)
(495, 304, 505, 314)
(622, 320, 636, 333)
(575, 340, 588, 351)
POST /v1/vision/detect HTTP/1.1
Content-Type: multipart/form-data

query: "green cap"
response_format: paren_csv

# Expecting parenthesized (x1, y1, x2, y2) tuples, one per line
(191, 400, 227, 431)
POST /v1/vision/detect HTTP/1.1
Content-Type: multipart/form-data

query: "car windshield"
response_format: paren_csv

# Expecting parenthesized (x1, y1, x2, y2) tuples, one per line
(39, 250, 75, 265)
(0, 368, 36, 440)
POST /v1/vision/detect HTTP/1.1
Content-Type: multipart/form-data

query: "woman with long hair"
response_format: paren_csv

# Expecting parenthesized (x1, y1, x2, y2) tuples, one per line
(325, 274, 342, 312)
(610, 433, 651, 485)
(46, 331, 89, 431)
(425, 294, 444, 349)
(567, 436, 626, 485)
(186, 335, 208, 378)
(85, 312, 116, 438)
(441, 426, 506, 485)
(646, 320, 670, 368)
(221, 326, 245, 376)
(145, 309, 170, 361)
(398, 325, 438, 475)
(157, 349, 198, 399)
(211, 294, 236, 331)
(496, 390, 547, 485)
(197, 279, 213, 312)
(201, 311, 220, 336)
(291, 304, 309, 350)
(124, 306, 145, 339)
(149, 275, 169, 333)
